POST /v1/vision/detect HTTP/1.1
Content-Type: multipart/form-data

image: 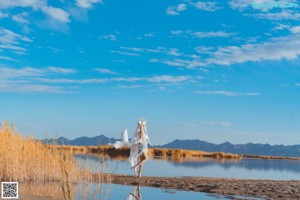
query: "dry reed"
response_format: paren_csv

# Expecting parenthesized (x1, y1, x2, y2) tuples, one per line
(0, 121, 111, 200)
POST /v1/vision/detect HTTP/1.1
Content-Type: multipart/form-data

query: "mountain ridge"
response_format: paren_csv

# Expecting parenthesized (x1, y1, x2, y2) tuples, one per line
(44, 135, 300, 157)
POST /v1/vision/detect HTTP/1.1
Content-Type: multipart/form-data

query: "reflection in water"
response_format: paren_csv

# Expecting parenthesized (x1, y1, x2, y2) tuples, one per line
(19, 182, 65, 199)
(127, 186, 141, 200)
(78, 154, 300, 180)
(164, 157, 300, 173)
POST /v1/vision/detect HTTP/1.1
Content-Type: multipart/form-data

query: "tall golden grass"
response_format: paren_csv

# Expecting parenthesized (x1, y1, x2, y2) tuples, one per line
(53, 145, 242, 159)
(0, 121, 78, 183)
(0, 121, 110, 200)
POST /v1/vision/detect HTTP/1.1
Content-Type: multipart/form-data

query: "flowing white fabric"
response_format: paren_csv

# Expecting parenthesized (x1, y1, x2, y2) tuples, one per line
(109, 120, 151, 172)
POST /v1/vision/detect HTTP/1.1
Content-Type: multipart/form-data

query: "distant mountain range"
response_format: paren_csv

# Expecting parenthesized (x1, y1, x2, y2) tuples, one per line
(44, 135, 117, 146)
(158, 139, 300, 157)
(45, 135, 300, 157)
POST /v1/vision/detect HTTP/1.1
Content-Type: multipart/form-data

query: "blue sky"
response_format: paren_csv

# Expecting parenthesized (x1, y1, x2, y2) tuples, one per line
(1, 0, 300, 145)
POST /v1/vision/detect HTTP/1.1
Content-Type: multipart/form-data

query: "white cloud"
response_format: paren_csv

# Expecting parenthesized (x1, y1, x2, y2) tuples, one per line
(296, 83, 300, 87)
(0, 67, 45, 78)
(146, 75, 191, 83)
(120, 46, 186, 57)
(0, 0, 71, 28)
(120, 46, 160, 53)
(195, 31, 234, 38)
(0, 27, 32, 53)
(12, 12, 30, 24)
(200, 121, 231, 127)
(144, 32, 155, 37)
(177, 4, 187, 11)
(0, 55, 18, 62)
(0, 83, 63, 93)
(192, 1, 222, 12)
(0, 0, 46, 9)
(230, 0, 299, 12)
(100, 34, 117, 41)
(206, 34, 300, 65)
(171, 30, 235, 38)
(248, 10, 300, 21)
(194, 46, 214, 54)
(76, 0, 102, 9)
(290, 26, 300, 34)
(157, 30, 300, 68)
(94, 68, 119, 75)
(196, 90, 260, 96)
(34, 75, 197, 85)
(47, 66, 77, 74)
(0, 66, 77, 79)
(167, 48, 182, 56)
(119, 85, 142, 89)
(41, 6, 70, 23)
(150, 58, 206, 68)
(166, 4, 187, 15)
(111, 50, 141, 57)
(0, 11, 8, 18)
(0, 66, 77, 93)
(272, 23, 291, 31)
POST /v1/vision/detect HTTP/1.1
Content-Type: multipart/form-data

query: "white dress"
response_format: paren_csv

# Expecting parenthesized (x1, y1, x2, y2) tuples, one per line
(109, 120, 151, 172)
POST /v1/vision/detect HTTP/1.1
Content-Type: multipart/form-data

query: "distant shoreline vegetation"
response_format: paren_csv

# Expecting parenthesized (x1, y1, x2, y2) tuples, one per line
(252, 2, 299, 9)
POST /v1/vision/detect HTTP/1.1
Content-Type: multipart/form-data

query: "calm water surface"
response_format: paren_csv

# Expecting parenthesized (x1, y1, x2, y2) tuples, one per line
(75, 183, 263, 200)
(77, 154, 300, 180)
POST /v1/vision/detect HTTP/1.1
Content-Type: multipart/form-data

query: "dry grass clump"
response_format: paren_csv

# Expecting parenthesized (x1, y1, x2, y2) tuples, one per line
(0, 121, 110, 200)
(0, 121, 78, 183)
(58, 144, 242, 160)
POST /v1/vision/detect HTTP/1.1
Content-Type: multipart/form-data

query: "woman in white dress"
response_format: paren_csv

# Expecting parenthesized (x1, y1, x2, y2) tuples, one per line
(110, 119, 151, 177)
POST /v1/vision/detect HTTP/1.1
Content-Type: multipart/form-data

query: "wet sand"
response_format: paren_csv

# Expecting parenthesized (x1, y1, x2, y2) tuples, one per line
(18, 174, 299, 200)
(106, 174, 300, 200)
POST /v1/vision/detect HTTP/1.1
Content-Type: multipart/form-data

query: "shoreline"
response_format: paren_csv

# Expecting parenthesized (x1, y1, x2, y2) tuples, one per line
(17, 174, 300, 200)
(49, 145, 300, 161)
(103, 173, 300, 200)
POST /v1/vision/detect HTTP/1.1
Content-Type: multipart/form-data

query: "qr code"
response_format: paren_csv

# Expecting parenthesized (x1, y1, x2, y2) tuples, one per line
(1, 182, 18, 199)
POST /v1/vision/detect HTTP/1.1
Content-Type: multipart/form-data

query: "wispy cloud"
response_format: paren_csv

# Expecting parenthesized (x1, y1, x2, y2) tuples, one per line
(0, 27, 32, 54)
(171, 30, 235, 38)
(296, 83, 300, 87)
(35, 75, 196, 84)
(12, 12, 30, 24)
(0, 83, 64, 93)
(111, 50, 141, 57)
(99, 34, 117, 41)
(196, 90, 260, 96)
(200, 121, 231, 127)
(150, 58, 206, 68)
(41, 6, 70, 23)
(191, 1, 222, 12)
(76, 0, 102, 9)
(0, 66, 77, 79)
(184, 120, 231, 127)
(0, 11, 8, 18)
(119, 85, 143, 89)
(0, 0, 71, 25)
(166, 1, 222, 15)
(166, 4, 187, 15)
(247, 10, 300, 21)
(155, 29, 300, 69)
(136, 32, 155, 40)
(229, 0, 299, 12)
(94, 68, 119, 75)
(0, 55, 19, 62)
(47, 66, 77, 74)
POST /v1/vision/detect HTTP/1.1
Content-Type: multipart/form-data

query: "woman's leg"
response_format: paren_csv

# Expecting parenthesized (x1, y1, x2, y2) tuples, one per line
(138, 164, 143, 177)
(131, 152, 148, 170)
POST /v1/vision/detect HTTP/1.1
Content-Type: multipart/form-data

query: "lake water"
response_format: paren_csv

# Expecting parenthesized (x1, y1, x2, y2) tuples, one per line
(77, 154, 300, 180)
(75, 184, 262, 200)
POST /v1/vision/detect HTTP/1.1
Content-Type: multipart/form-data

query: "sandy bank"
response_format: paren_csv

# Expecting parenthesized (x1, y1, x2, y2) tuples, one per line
(103, 174, 300, 200)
